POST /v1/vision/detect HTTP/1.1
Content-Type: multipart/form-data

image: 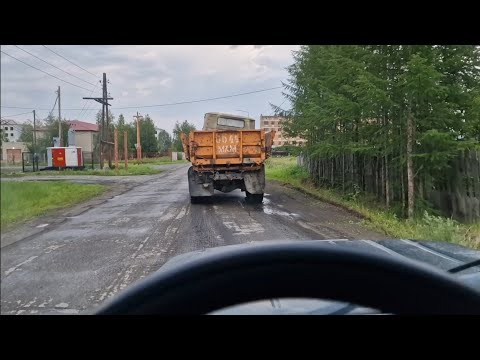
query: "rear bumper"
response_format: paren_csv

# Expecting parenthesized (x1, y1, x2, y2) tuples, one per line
(187, 165, 265, 196)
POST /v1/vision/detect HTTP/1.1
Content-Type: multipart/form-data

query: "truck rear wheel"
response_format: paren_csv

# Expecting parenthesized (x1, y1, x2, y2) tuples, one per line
(191, 196, 201, 204)
(245, 191, 263, 204)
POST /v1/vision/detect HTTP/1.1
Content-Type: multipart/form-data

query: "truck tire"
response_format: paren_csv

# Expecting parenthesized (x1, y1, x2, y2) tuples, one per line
(191, 196, 201, 204)
(245, 191, 263, 204)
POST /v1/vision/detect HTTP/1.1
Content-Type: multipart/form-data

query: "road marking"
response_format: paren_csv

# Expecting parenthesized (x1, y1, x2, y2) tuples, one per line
(23, 298, 37, 308)
(175, 205, 188, 220)
(134, 235, 150, 254)
(213, 205, 264, 236)
(222, 220, 264, 236)
(56, 309, 79, 314)
(36, 224, 49, 228)
(44, 244, 65, 253)
(5, 256, 38, 276)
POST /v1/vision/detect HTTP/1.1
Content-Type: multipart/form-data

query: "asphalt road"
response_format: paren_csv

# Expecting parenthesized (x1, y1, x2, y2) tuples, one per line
(1, 163, 384, 314)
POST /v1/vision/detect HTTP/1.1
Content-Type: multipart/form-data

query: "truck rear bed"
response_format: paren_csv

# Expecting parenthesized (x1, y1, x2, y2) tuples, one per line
(181, 129, 275, 170)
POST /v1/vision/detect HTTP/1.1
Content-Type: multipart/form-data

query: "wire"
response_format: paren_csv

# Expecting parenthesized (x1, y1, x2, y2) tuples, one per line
(42, 45, 99, 78)
(83, 106, 97, 119)
(112, 86, 283, 110)
(1, 110, 33, 119)
(44, 95, 58, 120)
(269, 97, 288, 116)
(78, 86, 99, 118)
(1, 50, 92, 92)
(13, 45, 99, 88)
(1, 85, 283, 111)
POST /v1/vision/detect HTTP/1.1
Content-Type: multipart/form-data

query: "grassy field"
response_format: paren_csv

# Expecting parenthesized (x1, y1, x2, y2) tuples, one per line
(0, 158, 192, 177)
(265, 156, 480, 250)
(73, 163, 162, 176)
(1, 181, 106, 229)
(139, 157, 188, 165)
(1, 163, 162, 177)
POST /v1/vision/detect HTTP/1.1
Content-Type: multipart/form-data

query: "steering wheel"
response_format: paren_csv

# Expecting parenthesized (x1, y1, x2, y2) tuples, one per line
(96, 242, 480, 315)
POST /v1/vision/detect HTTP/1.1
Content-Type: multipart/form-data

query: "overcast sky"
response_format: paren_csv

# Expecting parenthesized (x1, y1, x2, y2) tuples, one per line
(1, 45, 299, 134)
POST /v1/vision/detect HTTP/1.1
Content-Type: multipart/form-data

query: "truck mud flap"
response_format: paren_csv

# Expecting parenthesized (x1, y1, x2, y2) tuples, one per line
(188, 166, 214, 197)
(243, 165, 265, 195)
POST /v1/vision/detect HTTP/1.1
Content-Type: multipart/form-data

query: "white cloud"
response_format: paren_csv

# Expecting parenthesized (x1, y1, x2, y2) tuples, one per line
(1, 45, 299, 134)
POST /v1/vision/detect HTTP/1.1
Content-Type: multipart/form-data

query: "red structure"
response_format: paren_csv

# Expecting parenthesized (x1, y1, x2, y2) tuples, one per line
(47, 147, 84, 169)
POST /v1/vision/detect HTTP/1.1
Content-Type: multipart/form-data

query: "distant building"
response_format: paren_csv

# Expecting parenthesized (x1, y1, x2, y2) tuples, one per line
(33, 126, 49, 140)
(259, 115, 306, 148)
(66, 120, 99, 152)
(0, 119, 23, 142)
(1, 142, 28, 163)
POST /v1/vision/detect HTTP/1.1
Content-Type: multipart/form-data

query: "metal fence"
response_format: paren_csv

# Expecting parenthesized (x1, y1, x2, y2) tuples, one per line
(22, 152, 47, 172)
(82, 151, 96, 169)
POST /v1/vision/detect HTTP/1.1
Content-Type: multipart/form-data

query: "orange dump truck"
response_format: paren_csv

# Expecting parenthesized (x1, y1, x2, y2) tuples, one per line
(181, 112, 275, 203)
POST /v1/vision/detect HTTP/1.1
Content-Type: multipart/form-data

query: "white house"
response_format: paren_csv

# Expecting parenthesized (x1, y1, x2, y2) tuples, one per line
(0, 119, 23, 142)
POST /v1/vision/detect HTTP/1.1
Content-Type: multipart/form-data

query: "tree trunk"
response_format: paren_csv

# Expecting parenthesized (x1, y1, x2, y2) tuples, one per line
(401, 154, 405, 214)
(380, 156, 384, 200)
(419, 175, 424, 202)
(330, 158, 334, 187)
(385, 155, 390, 208)
(407, 111, 415, 219)
(351, 153, 355, 192)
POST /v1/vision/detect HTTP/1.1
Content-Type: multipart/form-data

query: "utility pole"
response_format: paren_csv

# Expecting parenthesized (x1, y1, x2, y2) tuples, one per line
(100, 79, 105, 169)
(57, 86, 62, 146)
(33, 110, 37, 171)
(104, 73, 112, 169)
(124, 131, 128, 171)
(134, 112, 143, 162)
(114, 128, 118, 173)
(82, 73, 113, 170)
(33, 110, 36, 152)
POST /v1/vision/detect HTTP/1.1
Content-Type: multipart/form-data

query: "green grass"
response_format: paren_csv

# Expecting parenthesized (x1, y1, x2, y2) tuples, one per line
(139, 157, 188, 164)
(1, 163, 162, 177)
(1, 181, 106, 228)
(0, 158, 189, 177)
(265, 156, 480, 250)
(78, 164, 162, 176)
(1, 173, 29, 178)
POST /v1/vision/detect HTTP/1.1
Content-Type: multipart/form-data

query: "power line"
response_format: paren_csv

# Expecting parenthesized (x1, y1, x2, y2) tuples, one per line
(1, 85, 283, 111)
(112, 86, 283, 110)
(13, 45, 100, 88)
(44, 95, 58, 120)
(1, 50, 92, 92)
(78, 86, 100, 118)
(269, 97, 288, 116)
(1, 110, 33, 119)
(83, 105, 97, 119)
(42, 45, 98, 78)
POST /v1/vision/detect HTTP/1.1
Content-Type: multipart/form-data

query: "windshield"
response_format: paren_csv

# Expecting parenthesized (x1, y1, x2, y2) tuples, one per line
(217, 117, 244, 128)
(1, 45, 479, 315)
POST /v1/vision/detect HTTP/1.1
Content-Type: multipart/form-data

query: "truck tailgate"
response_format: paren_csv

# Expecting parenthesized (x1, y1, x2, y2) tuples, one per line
(181, 129, 274, 167)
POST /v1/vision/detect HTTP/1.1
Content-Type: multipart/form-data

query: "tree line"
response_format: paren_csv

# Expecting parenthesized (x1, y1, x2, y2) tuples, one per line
(280, 45, 480, 219)
(19, 111, 197, 156)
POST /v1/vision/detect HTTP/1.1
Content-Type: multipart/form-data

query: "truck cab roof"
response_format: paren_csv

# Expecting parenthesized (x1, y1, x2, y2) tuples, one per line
(203, 112, 256, 130)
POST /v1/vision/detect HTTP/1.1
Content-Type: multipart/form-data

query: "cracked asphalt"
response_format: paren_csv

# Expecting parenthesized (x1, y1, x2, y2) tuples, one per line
(1, 163, 384, 314)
